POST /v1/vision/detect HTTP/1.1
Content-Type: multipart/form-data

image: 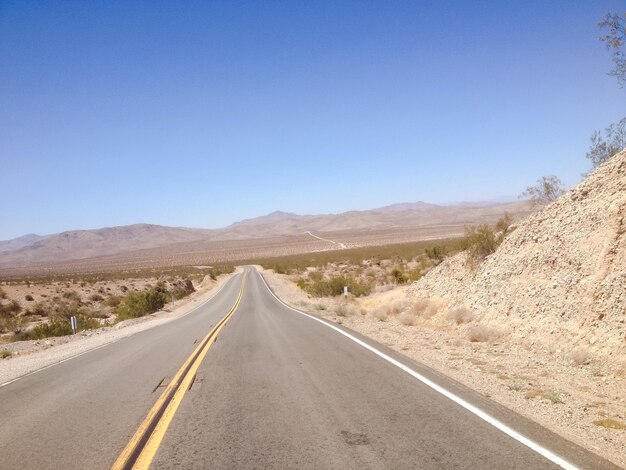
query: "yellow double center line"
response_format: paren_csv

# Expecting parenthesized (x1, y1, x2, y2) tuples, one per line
(112, 273, 246, 470)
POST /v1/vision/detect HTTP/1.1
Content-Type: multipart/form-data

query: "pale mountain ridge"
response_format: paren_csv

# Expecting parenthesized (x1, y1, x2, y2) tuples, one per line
(0, 224, 213, 266)
(0, 233, 49, 253)
(0, 200, 533, 268)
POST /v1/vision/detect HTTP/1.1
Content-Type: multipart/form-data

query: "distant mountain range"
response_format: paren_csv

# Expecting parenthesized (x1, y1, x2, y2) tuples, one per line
(0, 200, 531, 268)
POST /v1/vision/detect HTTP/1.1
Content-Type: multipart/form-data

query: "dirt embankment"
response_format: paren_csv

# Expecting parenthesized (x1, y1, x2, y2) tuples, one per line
(408, 150, 626, 367)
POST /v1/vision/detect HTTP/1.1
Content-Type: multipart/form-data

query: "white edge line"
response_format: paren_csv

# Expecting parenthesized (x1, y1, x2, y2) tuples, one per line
(0, 272, 242, 389)
(256, 270, 579, 470)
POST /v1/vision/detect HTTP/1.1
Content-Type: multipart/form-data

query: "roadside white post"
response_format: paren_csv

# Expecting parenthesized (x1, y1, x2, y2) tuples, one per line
(343, 286, 348, 299)
(70, 316, 77, 335)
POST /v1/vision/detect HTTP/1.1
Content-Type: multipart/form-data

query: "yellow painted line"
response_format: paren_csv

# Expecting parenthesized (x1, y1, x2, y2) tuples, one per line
(111, 272, 246, 470)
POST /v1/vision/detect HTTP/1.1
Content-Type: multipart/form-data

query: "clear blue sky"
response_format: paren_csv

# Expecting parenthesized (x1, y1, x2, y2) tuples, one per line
(1, 0, 624, 240)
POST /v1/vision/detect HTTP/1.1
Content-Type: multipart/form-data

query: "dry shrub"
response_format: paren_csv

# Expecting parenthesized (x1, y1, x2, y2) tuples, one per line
(399, 311, 417, 326)
(568, 347, 591, 366)
(388, 299, 409, 316)
(412, 298, 439, 318)
(446, 306, 474, 324)
(371, 307, 388, 322)
(467, 324, 501, 342)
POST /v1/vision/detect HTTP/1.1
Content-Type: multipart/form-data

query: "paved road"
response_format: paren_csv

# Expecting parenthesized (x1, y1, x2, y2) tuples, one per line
(0, 268, 618, 469)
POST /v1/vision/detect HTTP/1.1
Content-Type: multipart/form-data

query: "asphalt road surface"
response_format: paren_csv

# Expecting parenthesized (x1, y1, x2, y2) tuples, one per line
(0, 267, 619, 469)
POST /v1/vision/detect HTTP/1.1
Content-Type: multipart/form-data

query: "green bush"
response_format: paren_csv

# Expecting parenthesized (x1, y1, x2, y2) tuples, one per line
(464, 214, 515, 265)
(0, 316, 26, 334)
(26, 302, 47, 317)
(301, 275, 372, 298)
(170, 279, 195, 300)
(425, 245, 447, 262)
(272, 264, 290, 275)
(463, 224, 498, 263)
(103, 295, 122, 308)
(0, 300, 22, 317)
(390, 268, 407, 284)
(115, 286, 168, 321)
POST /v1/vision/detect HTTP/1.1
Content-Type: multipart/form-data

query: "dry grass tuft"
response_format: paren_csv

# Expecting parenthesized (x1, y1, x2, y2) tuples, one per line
(412, 298, 439, 318)
(593, 419, 626, 430)
(568, 347, 591, 366)
(371, 307, 388, 322)
(524, 387, 563, 404)
(388, 299, 409, 316)
(398, 311, 417, 326)
(467, 324, 501, 343)
(446, 306, 474, 324)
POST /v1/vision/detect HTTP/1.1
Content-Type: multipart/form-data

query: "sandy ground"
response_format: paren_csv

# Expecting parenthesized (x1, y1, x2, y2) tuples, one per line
(0, 269, 241, 386)
(258, 267, 626, 469)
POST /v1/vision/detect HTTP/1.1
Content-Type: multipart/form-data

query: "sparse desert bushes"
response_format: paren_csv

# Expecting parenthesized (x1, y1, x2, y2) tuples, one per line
(446, 306, 474, 324)
(467, 324, 501, 342)
(300, 275, 372, 298)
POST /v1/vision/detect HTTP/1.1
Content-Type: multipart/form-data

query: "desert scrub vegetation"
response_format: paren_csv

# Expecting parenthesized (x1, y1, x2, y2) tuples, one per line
(274, 240, 460, 299)
(0, 264, 233, 285)
(254, 238, 462, 274)
(593, 418, 626, 430)
(298, 275, 373, 297)
(462, 213, 514, 265)
(0, 273, 203, 342)
(425, 245, 447, 264)
(114, 284, 169, 321)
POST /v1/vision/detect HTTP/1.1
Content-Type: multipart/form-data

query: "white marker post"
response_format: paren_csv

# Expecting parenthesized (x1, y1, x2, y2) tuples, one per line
(70, 316, 77, 335)
(343, 286, 348, 299)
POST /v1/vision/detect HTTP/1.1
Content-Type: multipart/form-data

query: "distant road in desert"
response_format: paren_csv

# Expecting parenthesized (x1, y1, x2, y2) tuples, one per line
(0, 268, 617, 469)
(305, 230, 348, 248)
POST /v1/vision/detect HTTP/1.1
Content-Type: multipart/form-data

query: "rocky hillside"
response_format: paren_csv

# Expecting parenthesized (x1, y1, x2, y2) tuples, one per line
(408, 150, 626, 363)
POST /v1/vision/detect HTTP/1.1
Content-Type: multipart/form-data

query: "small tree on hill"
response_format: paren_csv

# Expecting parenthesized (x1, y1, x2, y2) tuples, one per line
(599, 11, 626, 85)
(586, 117, 626, 168)
(520, 176, 565, 206)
